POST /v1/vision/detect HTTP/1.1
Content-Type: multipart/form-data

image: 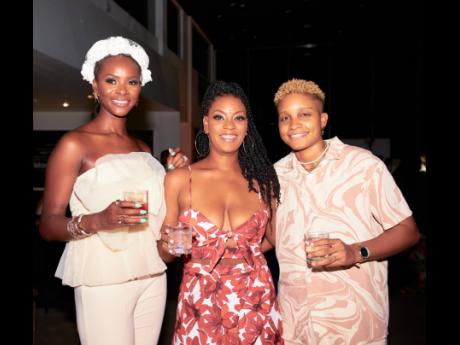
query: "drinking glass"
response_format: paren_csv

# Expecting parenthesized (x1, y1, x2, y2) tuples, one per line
(166, 222, 192, 256)
(123, 190, 149, 213)
(305, 231, 329, 264)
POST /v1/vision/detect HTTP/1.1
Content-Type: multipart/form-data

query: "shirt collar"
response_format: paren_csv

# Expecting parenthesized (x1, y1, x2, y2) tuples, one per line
(290, 136, 344, 173)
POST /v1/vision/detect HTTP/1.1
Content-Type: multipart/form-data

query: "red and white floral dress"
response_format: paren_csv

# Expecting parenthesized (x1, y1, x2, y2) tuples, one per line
(172, 168, 283, 345)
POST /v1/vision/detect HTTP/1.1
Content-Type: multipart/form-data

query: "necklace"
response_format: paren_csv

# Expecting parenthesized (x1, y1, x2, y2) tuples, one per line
(298, 141, 330, 165)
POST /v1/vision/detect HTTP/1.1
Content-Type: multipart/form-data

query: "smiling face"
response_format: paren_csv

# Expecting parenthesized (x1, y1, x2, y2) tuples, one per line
(277, 92, 328, 152)
(92, 55, 142, 118)
(203, 95, 248, 155)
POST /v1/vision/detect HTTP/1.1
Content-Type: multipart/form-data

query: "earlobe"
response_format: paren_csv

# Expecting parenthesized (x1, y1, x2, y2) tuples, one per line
(92, 81, 98, 99)
(321, 112, 329, 127)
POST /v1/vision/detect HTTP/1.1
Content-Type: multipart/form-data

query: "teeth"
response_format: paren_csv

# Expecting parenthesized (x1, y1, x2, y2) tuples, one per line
(113, 100, 129, 106)
(290, 133, 306, 139)
(221, 135, 237, 141)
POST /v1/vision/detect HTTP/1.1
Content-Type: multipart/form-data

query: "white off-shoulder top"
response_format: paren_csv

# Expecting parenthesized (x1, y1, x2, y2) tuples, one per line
(55, 152, 167, 287)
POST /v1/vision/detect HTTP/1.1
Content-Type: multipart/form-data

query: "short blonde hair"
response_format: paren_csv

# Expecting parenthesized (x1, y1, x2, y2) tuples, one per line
(273, 79, 325, 106)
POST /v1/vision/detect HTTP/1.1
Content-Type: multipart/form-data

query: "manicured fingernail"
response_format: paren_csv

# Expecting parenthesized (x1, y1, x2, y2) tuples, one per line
(167, 164, 175, 171)
(140, 218, 148, 223)
(140, 210, 147, 215)
(135, 203, 142, 208)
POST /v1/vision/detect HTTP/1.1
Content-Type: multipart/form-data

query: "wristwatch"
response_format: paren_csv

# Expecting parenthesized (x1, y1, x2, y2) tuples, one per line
(359, 246, 370, 262)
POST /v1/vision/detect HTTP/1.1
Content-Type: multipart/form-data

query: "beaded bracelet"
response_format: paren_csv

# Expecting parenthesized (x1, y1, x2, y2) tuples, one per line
(67, 214, 92, 239)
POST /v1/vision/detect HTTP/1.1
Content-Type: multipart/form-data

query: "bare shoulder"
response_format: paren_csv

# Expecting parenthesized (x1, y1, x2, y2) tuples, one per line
(164, 166, 190, 190)
(52, 130, 86, 159)
(45, 130, 87, 181)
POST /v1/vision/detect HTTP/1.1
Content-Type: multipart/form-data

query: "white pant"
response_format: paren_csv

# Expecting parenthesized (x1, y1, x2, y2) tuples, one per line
(74, 273, 167, 345)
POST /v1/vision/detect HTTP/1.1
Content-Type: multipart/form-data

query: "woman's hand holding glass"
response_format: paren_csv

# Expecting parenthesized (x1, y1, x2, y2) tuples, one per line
(161, 223, 192, 257)
(93, 194, 149, 230)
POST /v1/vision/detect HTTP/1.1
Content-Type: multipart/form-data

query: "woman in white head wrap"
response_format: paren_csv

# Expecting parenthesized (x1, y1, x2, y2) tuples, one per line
(39, 36, 188, 345)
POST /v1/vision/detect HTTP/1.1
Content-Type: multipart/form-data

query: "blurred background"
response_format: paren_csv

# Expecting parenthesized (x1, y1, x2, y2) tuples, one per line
(33, 0, 425, 344)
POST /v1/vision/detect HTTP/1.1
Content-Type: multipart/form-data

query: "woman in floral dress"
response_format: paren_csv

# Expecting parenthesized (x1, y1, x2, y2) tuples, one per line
(158, 81, 284, 344)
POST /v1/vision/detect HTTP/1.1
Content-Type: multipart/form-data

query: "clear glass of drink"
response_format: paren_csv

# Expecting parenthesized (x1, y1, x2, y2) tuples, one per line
(305, 231, 329, 264)
(123, 190, 149, 213)
(166, 222, 192, 256)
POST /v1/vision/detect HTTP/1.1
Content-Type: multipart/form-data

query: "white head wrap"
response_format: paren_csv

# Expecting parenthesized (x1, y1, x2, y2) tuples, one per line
(81, 36, 152, 86)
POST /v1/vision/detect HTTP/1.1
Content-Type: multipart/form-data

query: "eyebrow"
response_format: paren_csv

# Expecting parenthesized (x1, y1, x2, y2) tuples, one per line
(279, 106, 315, 114)
(102, 74, 140, 79)
(212, 109, 246, 115)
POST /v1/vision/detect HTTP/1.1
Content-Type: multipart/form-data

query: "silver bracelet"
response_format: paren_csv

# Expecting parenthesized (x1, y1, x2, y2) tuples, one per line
(75, 214, 92, 236)
(67, 215, 92, 239)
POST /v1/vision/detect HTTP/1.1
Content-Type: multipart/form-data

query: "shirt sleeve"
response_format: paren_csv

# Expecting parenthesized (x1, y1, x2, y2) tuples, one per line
(367, 161, 412, 230)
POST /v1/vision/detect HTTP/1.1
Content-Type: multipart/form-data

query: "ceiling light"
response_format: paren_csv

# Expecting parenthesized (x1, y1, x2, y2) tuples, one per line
(62, 101, 70, 108)
(297, 43, 317, 49)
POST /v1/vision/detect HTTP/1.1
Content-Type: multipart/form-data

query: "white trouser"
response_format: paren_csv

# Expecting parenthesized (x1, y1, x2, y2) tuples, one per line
(74, 273, 167, 345)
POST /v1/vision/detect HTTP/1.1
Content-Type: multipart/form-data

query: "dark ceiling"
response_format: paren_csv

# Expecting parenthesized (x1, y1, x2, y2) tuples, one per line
(177, 0, 425, 162)
(178, 0, 365, 50)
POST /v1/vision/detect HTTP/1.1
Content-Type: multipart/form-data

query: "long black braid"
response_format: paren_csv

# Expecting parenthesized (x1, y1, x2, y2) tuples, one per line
(195, 81, 280, 219)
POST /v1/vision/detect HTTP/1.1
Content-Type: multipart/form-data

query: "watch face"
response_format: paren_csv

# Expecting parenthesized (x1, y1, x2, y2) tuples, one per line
(360, 247, 369, 258)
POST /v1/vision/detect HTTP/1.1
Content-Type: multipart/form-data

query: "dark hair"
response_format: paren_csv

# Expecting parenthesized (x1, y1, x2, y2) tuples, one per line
(196, 80, 280, 217)
(160, 149, 169, 167)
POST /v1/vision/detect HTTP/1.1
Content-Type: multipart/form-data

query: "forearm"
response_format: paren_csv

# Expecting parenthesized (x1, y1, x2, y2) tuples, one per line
(39, 213, 101, 242)
(39, 215, 73, 241)
(356, 216, 420, 263)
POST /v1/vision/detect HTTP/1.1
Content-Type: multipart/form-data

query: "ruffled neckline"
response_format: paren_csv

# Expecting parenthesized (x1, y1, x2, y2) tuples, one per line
(76, 152, 153, 181)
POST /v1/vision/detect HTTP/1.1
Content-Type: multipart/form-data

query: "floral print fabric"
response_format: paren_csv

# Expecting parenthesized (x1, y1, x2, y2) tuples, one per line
(172, 208, 283, 345)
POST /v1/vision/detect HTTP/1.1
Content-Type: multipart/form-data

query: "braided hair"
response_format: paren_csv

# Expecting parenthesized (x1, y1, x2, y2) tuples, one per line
(195, 80, 280, 218)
